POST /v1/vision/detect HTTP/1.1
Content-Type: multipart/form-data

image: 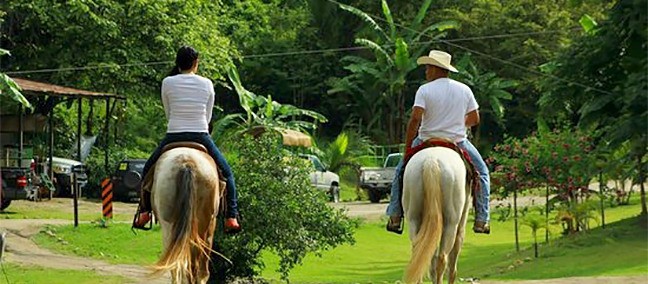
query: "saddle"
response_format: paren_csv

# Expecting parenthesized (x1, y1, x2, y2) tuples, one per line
(140, 142, 227, 209)
(398, 138, 480, 213)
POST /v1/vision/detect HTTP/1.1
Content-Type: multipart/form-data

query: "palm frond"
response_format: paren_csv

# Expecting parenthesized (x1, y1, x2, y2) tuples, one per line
(411, 0, 433, 32)
(338, 3, 388, 39)
(355, 38, 393, 66)
(411, 20, 458, 43)
(381, 0, 396, 39)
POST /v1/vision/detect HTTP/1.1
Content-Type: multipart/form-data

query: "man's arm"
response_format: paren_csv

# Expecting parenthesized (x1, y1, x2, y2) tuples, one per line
(465, 109, 480, 128)
(405, 106, 424, 149)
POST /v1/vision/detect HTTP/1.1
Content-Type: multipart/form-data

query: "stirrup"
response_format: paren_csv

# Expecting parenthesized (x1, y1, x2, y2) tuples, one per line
(131, 210, 153, 232)
(386, 218, 403, 235)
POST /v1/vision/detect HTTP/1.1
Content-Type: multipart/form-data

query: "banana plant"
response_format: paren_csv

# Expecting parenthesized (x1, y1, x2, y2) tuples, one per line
(330, 0, 457, 144)
(0, 48, 32, 110)
(226, 64, 327, 134)
(455, 53, 517, 144)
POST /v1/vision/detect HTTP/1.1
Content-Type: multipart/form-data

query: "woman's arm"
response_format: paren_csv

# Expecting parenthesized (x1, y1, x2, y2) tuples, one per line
(206, 81, 215, 123)
(161, 79, 170, 119)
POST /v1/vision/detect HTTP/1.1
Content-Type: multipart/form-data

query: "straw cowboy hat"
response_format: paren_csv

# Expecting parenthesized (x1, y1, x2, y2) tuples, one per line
(416, 50, 458, 73)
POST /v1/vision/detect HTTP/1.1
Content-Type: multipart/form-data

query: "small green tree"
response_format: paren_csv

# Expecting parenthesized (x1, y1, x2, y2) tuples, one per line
(521, 213, 548, 258)
(214, 135, 357, 281)
(313, 130, 375, 174)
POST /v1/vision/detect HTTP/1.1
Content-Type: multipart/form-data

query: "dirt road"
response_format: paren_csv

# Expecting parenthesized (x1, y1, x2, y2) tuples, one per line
(1, 198, 645, 284)
(1, 218, 168, 284)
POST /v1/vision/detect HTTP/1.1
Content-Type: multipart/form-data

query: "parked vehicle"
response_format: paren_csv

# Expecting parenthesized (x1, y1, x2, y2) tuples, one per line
(299, 154, 341, 203)
(0, 146, 37, 210)
(111, 159, 146, 202)
(45, 157, 88, 198)
(359, 153, 403, 203)
(0, 167, 34, 210)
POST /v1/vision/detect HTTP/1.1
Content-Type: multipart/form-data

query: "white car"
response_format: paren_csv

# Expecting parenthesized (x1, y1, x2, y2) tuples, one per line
(45, 157, 87, 198)
(299, 154, 340, 203)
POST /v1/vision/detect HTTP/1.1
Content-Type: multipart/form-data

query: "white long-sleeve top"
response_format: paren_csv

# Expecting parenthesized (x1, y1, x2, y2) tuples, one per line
(161, 73, 215, 133)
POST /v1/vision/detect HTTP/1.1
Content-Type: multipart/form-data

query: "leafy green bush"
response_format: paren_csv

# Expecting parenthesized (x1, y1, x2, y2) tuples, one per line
(215, 135, 357, 281)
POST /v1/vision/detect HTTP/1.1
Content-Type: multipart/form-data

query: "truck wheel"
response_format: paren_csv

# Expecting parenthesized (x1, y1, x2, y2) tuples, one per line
(368, 189, 381, 203)
(0, 191, 11, 210)
(329, 185, 340, 203)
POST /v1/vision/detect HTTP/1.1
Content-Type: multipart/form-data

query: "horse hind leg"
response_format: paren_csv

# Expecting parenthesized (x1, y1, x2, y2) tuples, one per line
(432, 223, 459, 284)
(432, 253, 446, 284)
(448, 192, 471, 284)
(447, 230, 465, 284)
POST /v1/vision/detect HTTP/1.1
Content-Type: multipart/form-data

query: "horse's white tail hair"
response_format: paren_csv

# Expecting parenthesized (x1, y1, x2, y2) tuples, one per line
(152, 165, 212, 283)
(405, 158, 444, 283)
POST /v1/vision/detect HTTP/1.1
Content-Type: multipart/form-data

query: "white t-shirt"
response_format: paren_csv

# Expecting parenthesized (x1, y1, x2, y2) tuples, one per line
(413, 78, 478, 142)
(161, 73, 215, 133)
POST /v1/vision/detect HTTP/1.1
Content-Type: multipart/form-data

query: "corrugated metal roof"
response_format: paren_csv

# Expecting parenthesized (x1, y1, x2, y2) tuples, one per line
(12, 77, 125, 99)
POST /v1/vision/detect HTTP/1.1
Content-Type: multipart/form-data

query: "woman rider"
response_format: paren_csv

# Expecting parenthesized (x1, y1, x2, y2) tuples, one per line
(133, 46, 241, 233)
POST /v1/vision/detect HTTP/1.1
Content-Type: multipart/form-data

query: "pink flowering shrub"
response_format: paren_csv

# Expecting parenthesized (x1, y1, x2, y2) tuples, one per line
(490, 128, 597, 200)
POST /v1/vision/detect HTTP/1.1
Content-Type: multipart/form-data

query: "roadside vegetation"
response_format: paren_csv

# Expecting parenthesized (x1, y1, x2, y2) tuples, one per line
(24, 196, 646, 283)
(1, 0, 645, 283)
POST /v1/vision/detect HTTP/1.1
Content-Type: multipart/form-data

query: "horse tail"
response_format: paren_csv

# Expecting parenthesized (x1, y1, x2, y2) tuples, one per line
(152, 165, 212, 283)
(405, 158, 444, 283)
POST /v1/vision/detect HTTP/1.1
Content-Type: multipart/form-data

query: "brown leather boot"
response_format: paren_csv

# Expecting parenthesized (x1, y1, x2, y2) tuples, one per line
(386, 216, 403, 235)
(473, 220, 490, 234)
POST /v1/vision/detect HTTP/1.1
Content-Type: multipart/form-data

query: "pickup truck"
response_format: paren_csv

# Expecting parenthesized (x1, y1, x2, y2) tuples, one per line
(359, 153, 403, 203)
(0, 167, 33, 210)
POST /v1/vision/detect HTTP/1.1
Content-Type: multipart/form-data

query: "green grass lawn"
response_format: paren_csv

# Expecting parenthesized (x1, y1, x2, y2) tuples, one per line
(0, 263, 130, 284)
(0, 198, 133, 222)
(30, 197, 648, 283)
(33, 223, 163, 265)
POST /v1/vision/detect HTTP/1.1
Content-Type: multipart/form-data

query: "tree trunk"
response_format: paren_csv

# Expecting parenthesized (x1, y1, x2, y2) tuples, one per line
(639, 155, 647, 215)
(397, 90, 405, 145)
(514, 185, 519, 252)
(571, 191, 580, 232)
(533, 231, 538, 258)
(599, 172, 605, 229)
(545, 185, 549, 243)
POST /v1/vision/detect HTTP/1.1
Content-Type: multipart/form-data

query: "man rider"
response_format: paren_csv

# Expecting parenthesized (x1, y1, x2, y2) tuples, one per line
(385, 50, 491, 235)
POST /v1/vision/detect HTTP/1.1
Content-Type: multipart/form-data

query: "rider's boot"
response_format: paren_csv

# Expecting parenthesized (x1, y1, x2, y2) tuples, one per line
(224, 217, 241, 234)
(473, 220, 490, 234)
(386, 215, 403, 235)
(132, 191, 153, 230)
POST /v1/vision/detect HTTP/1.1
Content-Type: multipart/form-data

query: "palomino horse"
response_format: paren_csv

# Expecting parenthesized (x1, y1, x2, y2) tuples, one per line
(150, 147, 222, 284)
(402, 147, 472, 284)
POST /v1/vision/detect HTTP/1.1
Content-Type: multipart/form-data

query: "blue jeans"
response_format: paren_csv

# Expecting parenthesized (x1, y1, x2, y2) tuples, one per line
(386, 138, 490, 223)
(142, 132, 239, 218)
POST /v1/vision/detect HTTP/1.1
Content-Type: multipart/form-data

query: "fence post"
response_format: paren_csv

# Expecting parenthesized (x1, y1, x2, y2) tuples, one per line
(101, 178, 113, 220)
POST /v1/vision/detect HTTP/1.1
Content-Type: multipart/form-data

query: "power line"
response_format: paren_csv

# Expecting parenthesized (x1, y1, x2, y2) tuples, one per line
(326, 0, 615, 96)
(3, 30, 570, 75)
(4, 61, 171, 75)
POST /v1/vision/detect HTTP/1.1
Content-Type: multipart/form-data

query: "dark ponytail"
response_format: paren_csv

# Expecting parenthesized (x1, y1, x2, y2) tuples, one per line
(168, 45, 200, 76)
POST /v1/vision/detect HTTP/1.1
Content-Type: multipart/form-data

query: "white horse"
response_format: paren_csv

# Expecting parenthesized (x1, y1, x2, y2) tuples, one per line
(402, 147, 472, 284)
(150, 147, 222, 284)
